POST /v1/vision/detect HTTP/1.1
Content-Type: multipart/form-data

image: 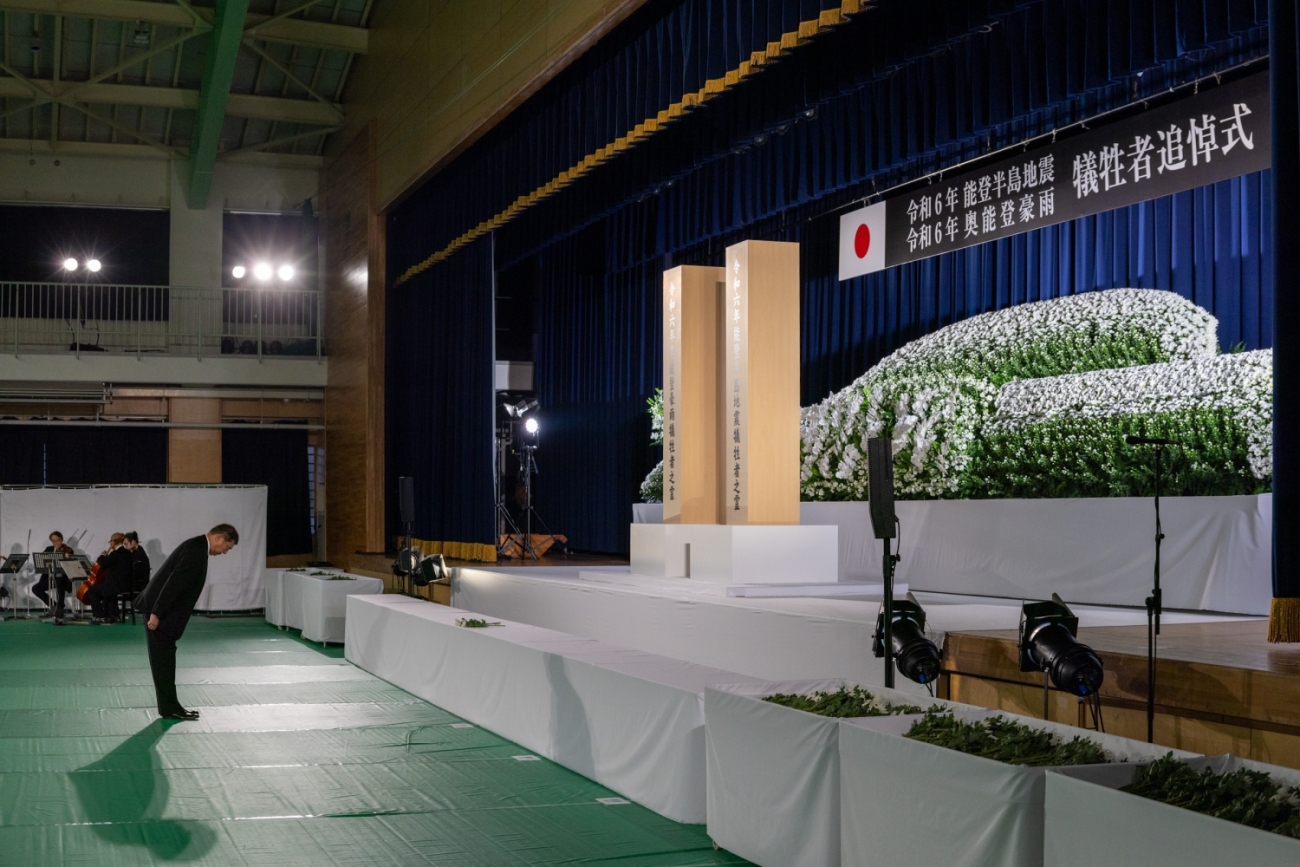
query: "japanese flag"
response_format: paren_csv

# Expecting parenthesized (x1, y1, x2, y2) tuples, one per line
(838, 202, 887, 281)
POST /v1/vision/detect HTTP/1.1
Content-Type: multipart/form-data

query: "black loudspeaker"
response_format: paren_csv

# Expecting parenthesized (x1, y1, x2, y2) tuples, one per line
(867, 437, 896, 539)
(398, 476, 414, 525)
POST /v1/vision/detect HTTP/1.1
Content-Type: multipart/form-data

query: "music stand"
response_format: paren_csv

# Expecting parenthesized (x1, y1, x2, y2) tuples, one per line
(32, 553, 63, 622)
(61, 558, 88, 621)
(1, 554, 28, 621)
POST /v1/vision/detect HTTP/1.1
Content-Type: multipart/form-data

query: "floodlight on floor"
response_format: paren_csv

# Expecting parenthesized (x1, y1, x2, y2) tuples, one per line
(872, 593, 941, 687)
(1019, 593, 1105, 730)
(414, 554, 447, 587)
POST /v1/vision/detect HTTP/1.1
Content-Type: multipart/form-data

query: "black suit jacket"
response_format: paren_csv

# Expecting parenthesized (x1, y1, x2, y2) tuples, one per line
(130, 548, 152, 594)
(97, 546, 133, 595)
(134, 535, 209, 637)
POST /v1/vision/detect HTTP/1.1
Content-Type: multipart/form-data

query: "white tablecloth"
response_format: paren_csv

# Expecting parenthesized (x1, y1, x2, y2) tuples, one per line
(265, 569, 381, 644)
(635, 494, 1271, 613)
(345, 594, 759, 823)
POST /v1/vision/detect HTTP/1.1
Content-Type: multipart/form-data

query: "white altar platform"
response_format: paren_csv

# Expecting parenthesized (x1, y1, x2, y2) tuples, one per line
(635, 494, 1272, 614)
(344, 593, 760, 823)
(452, 565, 1257, 692)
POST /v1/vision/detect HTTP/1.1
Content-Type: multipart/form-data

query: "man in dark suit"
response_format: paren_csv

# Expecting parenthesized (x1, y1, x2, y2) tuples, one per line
(32, 530, 75, 623)
(135, 524, 239, 721)
(123, 532, 151, 596)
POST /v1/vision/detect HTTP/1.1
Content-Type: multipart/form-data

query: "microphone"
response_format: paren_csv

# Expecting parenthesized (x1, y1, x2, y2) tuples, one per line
(1125, 435, 1178, 446)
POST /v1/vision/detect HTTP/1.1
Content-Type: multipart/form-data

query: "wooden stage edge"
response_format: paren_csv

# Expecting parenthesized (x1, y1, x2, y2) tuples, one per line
(940, 620, 1300, 770)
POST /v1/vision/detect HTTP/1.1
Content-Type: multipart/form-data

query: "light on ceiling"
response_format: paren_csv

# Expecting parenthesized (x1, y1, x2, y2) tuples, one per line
(253, 262, 273, 281)
(231, 265, 246, 279)
(86, 259, 101, 273)
(277, 264, 295, 281)
(62, 258, 78, 272)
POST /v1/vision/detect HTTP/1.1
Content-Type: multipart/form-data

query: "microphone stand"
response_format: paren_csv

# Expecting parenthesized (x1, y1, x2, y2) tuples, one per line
(1144, 443, 1165, 744)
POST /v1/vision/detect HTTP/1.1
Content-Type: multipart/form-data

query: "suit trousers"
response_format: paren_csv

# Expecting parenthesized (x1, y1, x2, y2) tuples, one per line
(145, 623, 183, 715)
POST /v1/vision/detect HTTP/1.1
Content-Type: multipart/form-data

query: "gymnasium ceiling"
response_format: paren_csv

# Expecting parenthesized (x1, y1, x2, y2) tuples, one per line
(0, 0, 370, 162)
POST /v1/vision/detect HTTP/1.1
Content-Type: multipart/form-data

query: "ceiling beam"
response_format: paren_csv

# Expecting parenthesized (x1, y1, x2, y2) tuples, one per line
(0, 0, 368, 53)
(0, 77, 343, 124)
(187, 0, 250, 209)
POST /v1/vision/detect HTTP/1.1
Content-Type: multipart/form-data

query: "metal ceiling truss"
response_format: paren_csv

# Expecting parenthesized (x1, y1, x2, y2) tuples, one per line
(0, 0, 368, 164)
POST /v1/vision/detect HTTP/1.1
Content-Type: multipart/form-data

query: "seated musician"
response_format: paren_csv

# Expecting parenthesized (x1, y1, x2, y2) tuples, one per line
(87, 533, 132, 624)
(32, 531, 75, 622)
(123, 532, 151, 595)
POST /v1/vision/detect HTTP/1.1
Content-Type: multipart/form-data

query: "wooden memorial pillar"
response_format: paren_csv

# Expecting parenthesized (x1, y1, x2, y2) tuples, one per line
(662, 265, 726, 524)
(720, 240, 801, 525)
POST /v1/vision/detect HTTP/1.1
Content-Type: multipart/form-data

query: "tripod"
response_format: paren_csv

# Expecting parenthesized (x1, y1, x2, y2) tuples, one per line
(494, 426, 526, 558)
(511, 443, 563, 561)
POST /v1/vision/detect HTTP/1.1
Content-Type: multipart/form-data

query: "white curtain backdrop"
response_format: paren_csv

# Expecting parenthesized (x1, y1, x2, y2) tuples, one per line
(0, 485, 268, 611)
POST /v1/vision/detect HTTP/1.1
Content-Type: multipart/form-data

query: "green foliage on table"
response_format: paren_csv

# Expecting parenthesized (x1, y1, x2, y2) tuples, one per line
(762, 686, 924, 718)
(309, 571, 334, 576)
(455, 617, 502, 628)
(903, 709, 1108, 767)
(1120, 754, 1300, 838)
(326, 576, 355, 581)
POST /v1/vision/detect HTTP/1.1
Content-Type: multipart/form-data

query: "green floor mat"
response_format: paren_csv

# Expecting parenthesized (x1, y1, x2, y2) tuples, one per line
(0, 615, 747, 865)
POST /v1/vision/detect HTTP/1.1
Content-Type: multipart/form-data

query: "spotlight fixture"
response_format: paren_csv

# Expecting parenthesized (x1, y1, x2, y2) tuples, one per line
(86, 259, 101, 273)
(392, 545, 421, 577)
(63, 258, 78, 272)
(1018, 594, 1104, 697)
(524, 417, 539, 435)
(413, 553, 447, 587)
(253, 262, 273, 281)
(802, 106, 818, 120)
(277, 264, 295, 281)
(872, 593, 941, 686)
(132, 20, 150, 47)
(231, 265, 247, 279)
(502, 397, 539, 418)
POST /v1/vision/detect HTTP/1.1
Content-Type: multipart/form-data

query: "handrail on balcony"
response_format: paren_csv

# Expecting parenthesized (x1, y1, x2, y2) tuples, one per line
(0, 282, 323, 361)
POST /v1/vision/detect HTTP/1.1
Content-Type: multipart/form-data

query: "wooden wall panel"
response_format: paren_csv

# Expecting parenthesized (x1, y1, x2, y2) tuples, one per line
(167, 397, 221, 483)
(321, 123, 386, 568)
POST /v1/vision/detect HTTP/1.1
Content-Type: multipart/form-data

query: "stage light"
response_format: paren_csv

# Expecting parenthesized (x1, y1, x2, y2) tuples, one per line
(503, 397, 539, 418)
(253, 262, 273, 281)
(413, 553, 447, 587)
(232, 265, 246, 279)
(132, 20, 150, 46)
(524, 417, 539, 434)
(86, 259, 101, 272)
(1019, 594, 1104, 697)
(277, 264, 295, 281)
(391, 546, 420, 577)
(63, 258, 78, 272)
(872, 594, 941, 685)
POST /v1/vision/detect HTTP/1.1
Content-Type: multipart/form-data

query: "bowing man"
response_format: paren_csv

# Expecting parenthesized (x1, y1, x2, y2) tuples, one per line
(135, 524, 239, 721)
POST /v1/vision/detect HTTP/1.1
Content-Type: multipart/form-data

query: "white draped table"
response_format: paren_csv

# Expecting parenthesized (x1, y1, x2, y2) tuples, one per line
(264, 569, 383, 644)
(345, 594, 759, 823)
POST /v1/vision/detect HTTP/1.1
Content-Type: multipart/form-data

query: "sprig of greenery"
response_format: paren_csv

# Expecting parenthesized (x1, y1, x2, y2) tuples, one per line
(309, 571, 335, 576)
(455, 617, 503, 628)
(904, 709, 1108, 767)
(763, 686, 924, 718)
(326, 576, 355, 581)
(1121, 754, 1300, 838)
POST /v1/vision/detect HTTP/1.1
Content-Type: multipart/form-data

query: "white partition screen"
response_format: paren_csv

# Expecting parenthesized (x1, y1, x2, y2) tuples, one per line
(0, 485, 268, 611)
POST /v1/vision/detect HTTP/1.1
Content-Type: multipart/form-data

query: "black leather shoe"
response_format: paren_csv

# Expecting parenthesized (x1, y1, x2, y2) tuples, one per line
(161, 709, 200, 721)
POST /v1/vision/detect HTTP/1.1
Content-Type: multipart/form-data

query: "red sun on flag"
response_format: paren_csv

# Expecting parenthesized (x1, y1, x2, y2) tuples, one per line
(854, 224, 871, 259)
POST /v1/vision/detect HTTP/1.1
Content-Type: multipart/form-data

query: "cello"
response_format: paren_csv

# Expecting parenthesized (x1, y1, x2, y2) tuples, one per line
(75, 560, 104, 603)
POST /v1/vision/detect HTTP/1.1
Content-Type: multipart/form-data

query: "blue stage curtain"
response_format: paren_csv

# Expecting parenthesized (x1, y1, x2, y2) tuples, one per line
(222, 428, 313, 556)
(1269, 0, 1300, 630)
(384, 233, 496, 548)
(0, 427, 48, 485)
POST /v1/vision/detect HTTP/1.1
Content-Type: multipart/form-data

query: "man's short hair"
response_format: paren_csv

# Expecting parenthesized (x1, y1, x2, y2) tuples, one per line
(50, 531, 64, 542)
(209, 523, 239, 544)
(124, 531, 139, 543)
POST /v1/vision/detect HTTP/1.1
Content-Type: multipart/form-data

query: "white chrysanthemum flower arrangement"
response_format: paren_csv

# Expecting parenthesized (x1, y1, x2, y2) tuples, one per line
(640, 289, 1270, 503)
